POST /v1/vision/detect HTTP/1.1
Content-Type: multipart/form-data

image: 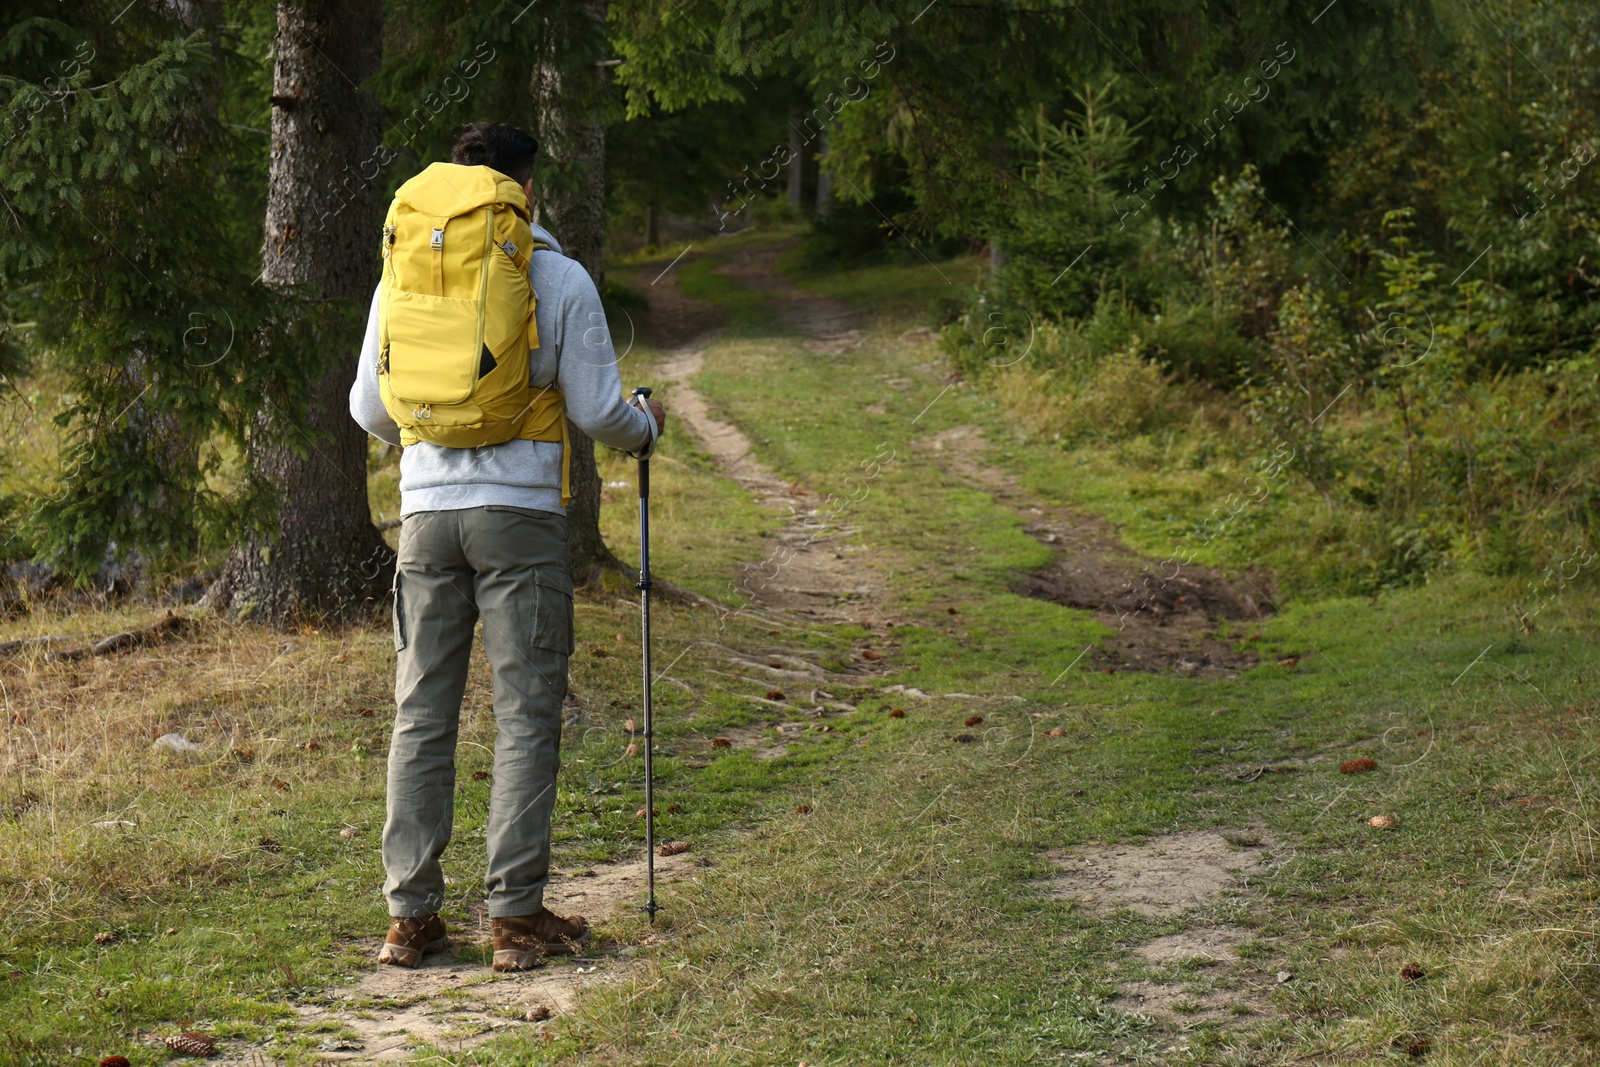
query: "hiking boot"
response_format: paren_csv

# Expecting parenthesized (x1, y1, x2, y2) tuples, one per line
(377, 913, 450, 968)
(491, 909, 591, 972)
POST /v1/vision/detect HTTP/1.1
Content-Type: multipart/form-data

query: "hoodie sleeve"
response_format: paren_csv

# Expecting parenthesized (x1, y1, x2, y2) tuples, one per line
(551, 259, 655, 454)
(349, 284, 403, 447)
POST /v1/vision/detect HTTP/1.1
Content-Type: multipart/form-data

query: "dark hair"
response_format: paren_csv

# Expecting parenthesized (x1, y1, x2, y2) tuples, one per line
(451, 123, 538, 184)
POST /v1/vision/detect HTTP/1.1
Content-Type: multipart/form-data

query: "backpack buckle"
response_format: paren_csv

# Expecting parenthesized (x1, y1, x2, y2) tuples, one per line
(499, 238, 518, 258)
(430, 227, 444, 250)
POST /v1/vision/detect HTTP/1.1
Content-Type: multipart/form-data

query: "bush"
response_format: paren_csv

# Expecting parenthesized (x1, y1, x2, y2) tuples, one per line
(989, 334, 1179, 444)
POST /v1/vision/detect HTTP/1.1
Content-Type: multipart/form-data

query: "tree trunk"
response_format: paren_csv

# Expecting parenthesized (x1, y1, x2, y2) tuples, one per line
(532, 0, 623, 587)
(815, 129, 833, 213)
(207, 0, 391, 623)
(787, 112, 804, 208)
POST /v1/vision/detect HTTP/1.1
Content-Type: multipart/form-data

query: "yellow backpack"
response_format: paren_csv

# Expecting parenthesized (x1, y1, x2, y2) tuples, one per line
(376, 162, 570, 502)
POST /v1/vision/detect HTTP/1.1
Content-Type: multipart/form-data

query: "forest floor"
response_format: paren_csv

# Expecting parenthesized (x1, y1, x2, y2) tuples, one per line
(1, 227, 1597, 1066)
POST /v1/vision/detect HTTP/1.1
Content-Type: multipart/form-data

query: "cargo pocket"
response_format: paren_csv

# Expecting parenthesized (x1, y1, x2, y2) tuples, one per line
(392, 570, 408, 652)
(530, 568, 574, 656)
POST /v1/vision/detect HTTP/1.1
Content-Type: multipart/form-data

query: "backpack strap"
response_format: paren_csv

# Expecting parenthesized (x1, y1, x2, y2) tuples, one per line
(491, 212, 551, 274)
(491, 212, 552, 349)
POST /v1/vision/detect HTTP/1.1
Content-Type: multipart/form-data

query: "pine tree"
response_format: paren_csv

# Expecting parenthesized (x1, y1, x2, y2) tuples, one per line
(207, 0, 392, 622)
(0, 2, 316, 585)
(531, 0, 623, 586)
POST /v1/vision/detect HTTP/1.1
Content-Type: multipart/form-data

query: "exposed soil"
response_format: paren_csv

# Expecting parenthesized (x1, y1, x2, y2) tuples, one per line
(1044, 835, 1281, 1042)
(919, 425, 1275, 677)
(224, 851, 703, 1063)
(1043, 831, 1271, 917)
(1133, 926, 1248, 964)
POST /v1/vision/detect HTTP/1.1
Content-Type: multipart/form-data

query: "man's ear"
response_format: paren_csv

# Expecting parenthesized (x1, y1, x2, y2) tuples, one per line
(521, 177, 535, 203)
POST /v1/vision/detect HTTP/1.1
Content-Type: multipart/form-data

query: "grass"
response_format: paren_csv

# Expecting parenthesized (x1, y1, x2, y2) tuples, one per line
(0, 227, 1596, 1065)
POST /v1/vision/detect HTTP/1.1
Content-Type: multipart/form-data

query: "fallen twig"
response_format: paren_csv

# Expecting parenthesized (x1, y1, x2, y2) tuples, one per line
(1, 613, 192, 662)
(0, 635, 79, 658)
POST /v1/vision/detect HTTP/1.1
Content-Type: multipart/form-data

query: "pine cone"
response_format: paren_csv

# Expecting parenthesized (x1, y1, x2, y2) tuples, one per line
(164, 1032, 216, 1056)
(658, 840, 690, 856)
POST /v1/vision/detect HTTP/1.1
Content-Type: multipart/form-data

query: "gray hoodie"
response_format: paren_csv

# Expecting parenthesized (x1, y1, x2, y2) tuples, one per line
(349, 223, 656, 517)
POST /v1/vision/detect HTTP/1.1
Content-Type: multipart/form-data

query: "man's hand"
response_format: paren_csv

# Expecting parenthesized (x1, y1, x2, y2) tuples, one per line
(642, 397, 667, 438)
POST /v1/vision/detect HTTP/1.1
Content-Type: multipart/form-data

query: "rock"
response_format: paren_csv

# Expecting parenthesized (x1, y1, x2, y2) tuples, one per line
(1276, 970, 1294, 983)
(151, 733, 203, 756)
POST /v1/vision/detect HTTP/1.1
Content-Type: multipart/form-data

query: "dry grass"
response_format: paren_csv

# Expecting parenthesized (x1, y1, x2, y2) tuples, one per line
(0, 607, 401, 935)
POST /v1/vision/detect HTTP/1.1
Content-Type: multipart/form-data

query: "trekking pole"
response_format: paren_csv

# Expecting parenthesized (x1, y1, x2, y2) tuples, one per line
(632, 386, 660, 922)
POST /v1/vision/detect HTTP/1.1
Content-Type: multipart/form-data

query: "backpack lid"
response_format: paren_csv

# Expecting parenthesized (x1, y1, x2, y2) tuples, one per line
(394, 162, 530, 220)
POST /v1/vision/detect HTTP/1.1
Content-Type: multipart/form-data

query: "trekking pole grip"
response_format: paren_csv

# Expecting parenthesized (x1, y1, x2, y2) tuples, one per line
(632, 386, 653, 502)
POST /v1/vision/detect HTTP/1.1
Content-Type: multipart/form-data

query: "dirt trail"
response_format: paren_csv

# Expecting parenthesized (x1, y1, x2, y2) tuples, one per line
(222, 853, 702, 1063)
(644, 242, 883, 626)
(651, 240, 1271, 679)
(920, 424, 1273, 677)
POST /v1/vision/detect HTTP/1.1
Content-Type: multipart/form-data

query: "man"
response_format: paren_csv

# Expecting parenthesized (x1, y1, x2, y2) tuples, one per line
(349, 122, 666, 972)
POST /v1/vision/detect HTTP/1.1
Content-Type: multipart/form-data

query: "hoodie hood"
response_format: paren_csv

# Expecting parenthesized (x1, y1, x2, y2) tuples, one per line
(528, 221, 562, 254)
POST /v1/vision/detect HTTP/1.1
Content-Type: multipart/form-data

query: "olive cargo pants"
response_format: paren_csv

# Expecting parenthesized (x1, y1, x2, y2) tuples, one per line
(383, 505, 574, 919)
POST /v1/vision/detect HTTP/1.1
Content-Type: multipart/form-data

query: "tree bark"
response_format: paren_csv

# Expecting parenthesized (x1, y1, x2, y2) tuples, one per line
(815, 129, 833, 213)
(787, 111, 804, 208)
(207, 0, 391, 623)
(532, 0, 624, 587)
